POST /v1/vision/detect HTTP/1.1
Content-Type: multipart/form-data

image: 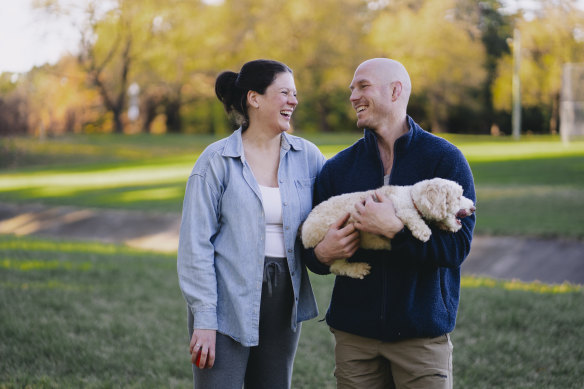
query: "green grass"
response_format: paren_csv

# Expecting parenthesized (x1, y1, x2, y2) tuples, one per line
(462, 139, 584, 238)
(0, 237, 189, 388)
(2, 133, 584, 238)
(0, 235, 582, 388)
(2, 134, 583, 387)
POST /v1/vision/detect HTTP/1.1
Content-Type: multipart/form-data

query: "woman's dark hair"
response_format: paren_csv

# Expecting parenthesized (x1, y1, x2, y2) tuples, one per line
(215, 59, 292, 130)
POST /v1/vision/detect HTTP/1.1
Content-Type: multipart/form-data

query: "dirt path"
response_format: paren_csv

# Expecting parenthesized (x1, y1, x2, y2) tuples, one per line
(1, 202, 583, 285)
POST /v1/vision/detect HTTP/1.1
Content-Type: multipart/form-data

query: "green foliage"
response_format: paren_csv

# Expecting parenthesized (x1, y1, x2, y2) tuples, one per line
(1, 235, 582, 388)
(14, 0, 510, 134)
(369, 0, 488, 131)
(15, 0, 582, 135)
(492, 1, 584, 133)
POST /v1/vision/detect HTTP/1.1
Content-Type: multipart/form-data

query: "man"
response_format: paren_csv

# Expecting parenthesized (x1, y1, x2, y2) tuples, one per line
(305, 58, 476, 388)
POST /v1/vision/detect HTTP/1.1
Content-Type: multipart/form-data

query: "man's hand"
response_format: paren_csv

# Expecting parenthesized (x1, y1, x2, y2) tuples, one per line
(314, 213, 360, 266)
(190, 329, 216, 369)
(353, 190, 404, 239)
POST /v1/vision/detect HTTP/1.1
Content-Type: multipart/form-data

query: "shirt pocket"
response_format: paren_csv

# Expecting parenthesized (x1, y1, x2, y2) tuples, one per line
(294, 177, 316, 220)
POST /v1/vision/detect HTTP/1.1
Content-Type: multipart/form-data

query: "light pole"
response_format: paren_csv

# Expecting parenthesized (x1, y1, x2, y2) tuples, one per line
(512, 28, 521, 140)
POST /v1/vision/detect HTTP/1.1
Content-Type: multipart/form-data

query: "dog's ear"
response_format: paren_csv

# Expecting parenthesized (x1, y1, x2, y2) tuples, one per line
(413, 180, 448, 220)
(429, 185, 449, 220)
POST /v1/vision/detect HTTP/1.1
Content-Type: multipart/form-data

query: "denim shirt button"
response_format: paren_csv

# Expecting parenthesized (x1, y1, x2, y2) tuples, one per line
(283, 202, 288, 206)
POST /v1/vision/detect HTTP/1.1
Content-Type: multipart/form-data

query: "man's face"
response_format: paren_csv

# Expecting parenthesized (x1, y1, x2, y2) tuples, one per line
(349, 63, 393, 130)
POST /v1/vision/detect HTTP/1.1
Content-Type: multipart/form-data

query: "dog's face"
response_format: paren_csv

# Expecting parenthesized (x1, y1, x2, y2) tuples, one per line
(412, 178, 475, 228)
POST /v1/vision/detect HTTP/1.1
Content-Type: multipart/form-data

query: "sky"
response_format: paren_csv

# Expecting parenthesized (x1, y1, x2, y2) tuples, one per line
(0, 0, 83, 73)
(0, 0, 582, 74)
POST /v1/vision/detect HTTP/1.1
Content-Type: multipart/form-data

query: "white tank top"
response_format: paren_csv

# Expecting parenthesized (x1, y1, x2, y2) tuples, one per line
(259, 185, 286, 258)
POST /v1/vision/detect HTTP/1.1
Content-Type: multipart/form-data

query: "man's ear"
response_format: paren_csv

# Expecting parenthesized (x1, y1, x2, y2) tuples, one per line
(391, 81, 403, 102)
(247, 90, 260, 109)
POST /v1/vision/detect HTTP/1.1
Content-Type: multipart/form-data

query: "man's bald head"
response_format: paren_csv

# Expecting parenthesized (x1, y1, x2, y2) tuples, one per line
(355, 58, 412, 102)
(349, 58, 412, 133)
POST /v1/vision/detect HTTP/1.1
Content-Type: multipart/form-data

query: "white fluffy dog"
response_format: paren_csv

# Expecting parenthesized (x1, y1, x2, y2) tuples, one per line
(301, 178, 476, 279)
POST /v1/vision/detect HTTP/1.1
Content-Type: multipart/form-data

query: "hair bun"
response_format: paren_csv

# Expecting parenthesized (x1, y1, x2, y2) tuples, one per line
(214, 60, 292, 131)
(215, 71, 239, 107)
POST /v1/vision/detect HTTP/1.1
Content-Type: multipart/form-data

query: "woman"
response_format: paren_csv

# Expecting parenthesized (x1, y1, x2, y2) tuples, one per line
(177, 59, 325, 388)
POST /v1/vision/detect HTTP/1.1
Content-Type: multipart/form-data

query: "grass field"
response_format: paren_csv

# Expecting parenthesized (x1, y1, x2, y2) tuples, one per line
(1, 133, 584, 388)
(0, 236, 582, 388)
(1, 133, 584, 238)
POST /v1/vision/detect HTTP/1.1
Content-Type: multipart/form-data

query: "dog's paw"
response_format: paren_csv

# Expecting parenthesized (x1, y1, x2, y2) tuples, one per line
(350, 262, 372, 279)
(340, 262, 371, 279)
(411, 224, 432, 242)
(330, 260, 371, 279)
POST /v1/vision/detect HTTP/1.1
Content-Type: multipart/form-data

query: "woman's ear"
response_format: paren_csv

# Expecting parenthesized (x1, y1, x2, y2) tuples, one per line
(247, 90, 260, 109)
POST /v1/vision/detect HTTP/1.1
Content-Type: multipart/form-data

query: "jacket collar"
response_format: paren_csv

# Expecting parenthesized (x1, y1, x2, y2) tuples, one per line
(363, 115, 417, 152)
(222, 128, 302, 159)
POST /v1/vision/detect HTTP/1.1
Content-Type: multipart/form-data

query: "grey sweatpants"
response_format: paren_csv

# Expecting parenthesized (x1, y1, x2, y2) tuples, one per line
(189, 256, 301, 389)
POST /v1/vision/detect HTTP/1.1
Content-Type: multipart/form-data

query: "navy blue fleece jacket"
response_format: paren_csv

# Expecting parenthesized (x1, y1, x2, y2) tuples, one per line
(305, 116, 476, 342)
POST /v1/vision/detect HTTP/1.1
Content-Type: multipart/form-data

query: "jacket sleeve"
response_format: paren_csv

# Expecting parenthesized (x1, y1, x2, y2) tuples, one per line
(390, 147, 476, 269)
(177, 172, 220, 330)
(302, 162, 333, 275)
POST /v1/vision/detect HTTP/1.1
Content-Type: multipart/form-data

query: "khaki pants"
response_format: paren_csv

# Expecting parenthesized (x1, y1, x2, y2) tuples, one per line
(331, 328, 453, 389)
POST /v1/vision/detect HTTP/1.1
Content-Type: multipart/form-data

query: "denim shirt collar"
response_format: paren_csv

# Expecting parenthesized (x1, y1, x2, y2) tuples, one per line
(222, 128, 304, 159)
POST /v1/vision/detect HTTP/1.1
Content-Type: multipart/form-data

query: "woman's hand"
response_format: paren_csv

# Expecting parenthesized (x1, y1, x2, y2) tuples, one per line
(190, 329, 216, 369)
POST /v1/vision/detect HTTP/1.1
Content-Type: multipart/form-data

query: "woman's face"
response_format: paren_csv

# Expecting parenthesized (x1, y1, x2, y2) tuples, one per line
(254, 72, 298, 133)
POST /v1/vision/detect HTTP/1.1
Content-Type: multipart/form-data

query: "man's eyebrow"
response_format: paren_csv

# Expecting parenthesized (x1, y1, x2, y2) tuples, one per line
(349, 78, 370, 89)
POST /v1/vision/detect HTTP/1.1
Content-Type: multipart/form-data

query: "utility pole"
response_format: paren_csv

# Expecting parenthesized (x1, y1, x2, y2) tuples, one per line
(512, 28, 521, 140)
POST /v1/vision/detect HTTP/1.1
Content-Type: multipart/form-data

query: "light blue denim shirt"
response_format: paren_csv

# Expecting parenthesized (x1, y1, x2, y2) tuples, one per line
(177, 129, 325, 347)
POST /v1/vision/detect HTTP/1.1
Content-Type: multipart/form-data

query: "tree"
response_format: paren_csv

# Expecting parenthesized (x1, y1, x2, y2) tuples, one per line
(35, 0, 155, 134)
(131, 0, 223, 133)
(214, 0, 372, 132)
(492, 0, 584, 133)
(28, 57, 100, 135)
(367, 0, 487, 132)
(452, 0, 511, 133)
(0, 74, 29, 136)
(77, 1, 138, 134)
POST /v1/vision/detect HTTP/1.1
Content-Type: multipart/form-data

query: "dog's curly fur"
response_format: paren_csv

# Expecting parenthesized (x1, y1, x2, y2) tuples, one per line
(301, 178, 475, 279)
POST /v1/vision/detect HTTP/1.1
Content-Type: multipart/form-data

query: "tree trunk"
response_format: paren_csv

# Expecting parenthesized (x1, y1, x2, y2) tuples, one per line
(317, 99, 331, 132)
(165, 87, 182, 133)
(550, 92, 559, 135)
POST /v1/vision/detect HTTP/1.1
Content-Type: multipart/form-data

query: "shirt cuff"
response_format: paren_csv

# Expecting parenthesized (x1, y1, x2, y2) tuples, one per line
(191, 307, 218, 330)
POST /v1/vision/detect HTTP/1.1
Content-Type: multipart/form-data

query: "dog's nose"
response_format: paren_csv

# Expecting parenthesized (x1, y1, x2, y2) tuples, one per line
(456, 209, 473, 218)
(470, 206, 476, 213)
